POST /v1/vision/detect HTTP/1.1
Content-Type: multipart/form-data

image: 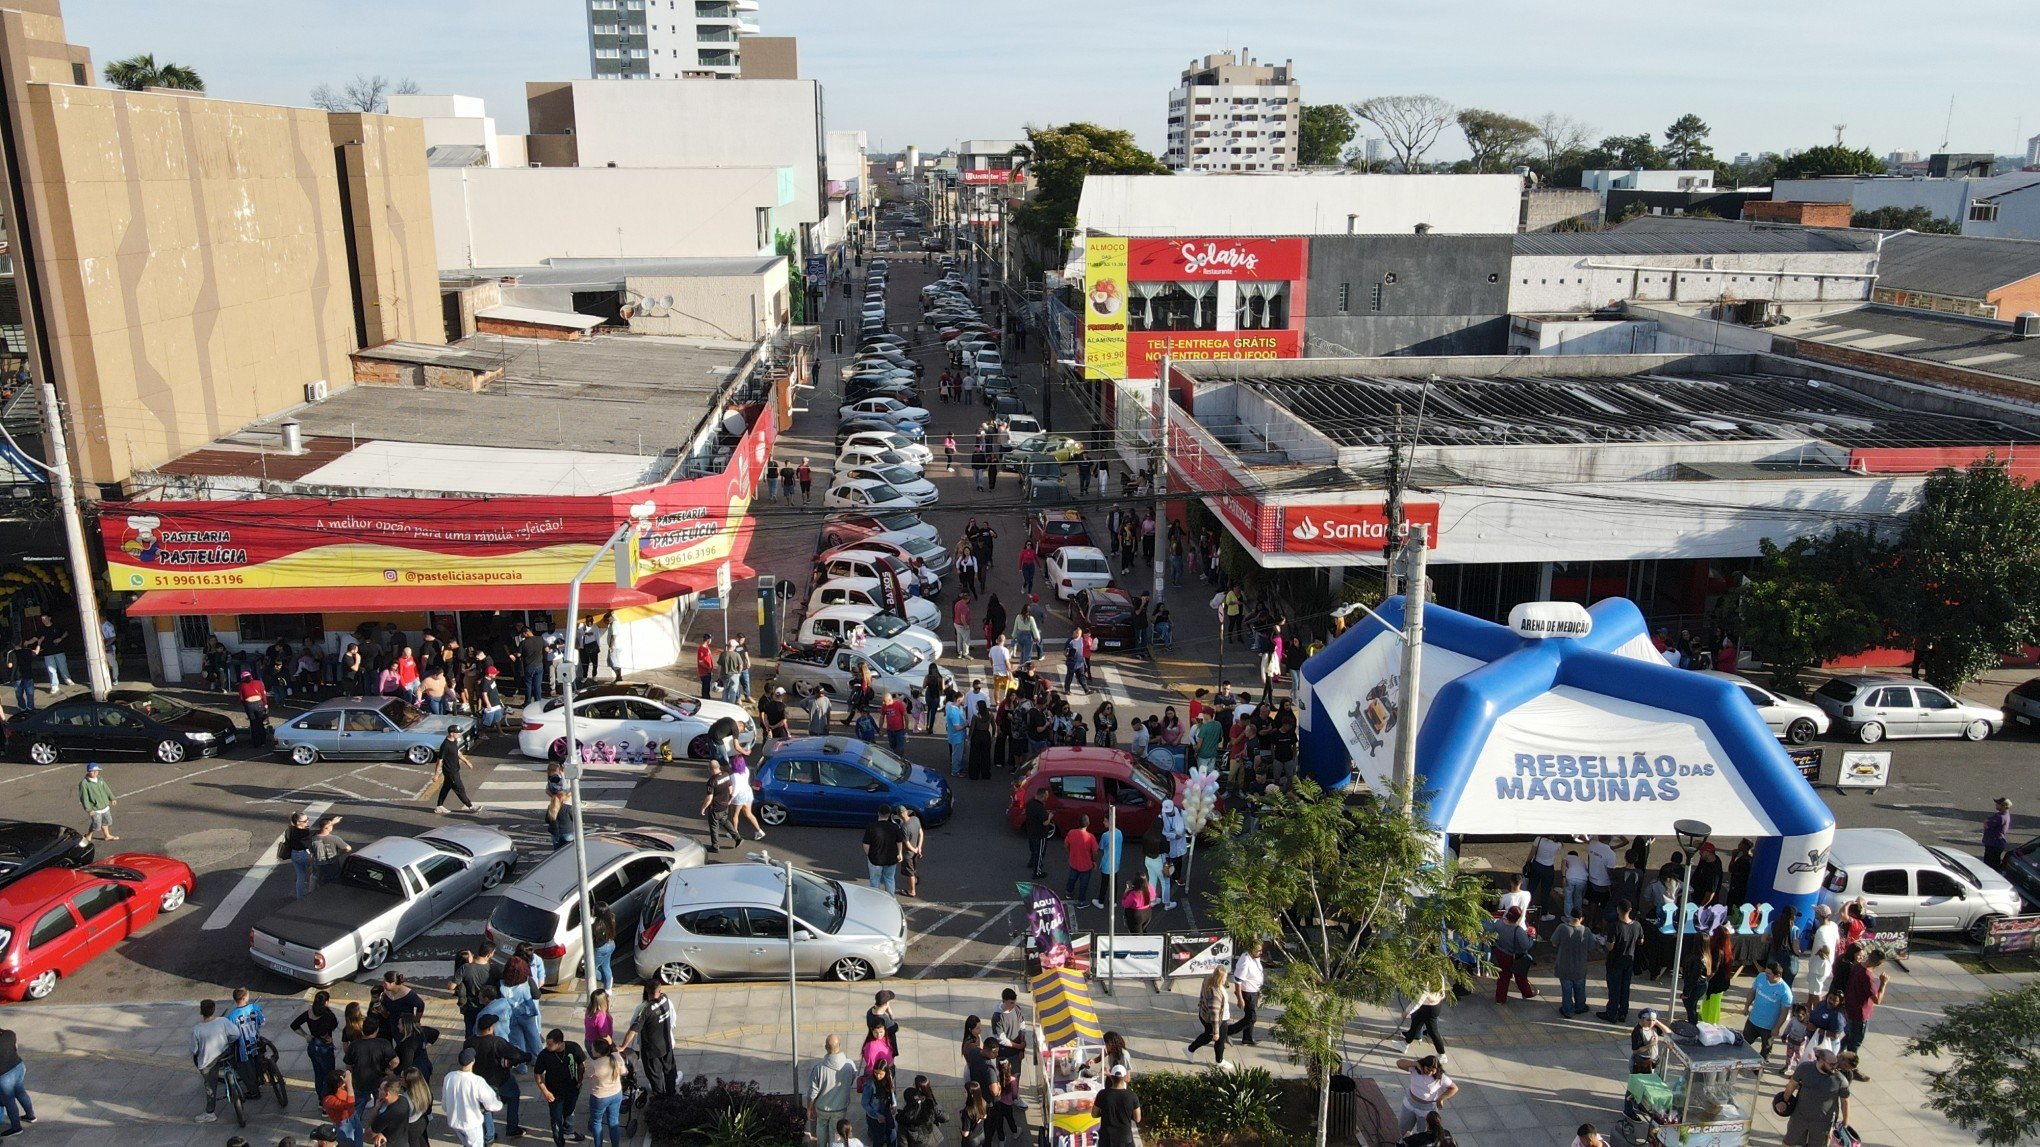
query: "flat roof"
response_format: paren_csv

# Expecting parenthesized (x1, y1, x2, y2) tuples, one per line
(454, 256, 784, 287)
(1773, 305, 2040, 386)
(1513, 229, 1872, 257)
(477, 304, 605, 330)
(1872, 232, 2040, 299)
(1230, 368, 2040, 450)
(300, 440, 660, 496)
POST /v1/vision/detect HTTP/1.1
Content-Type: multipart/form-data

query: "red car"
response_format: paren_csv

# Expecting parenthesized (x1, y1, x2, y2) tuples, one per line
(1007, 747, 1184, 838)
(1068, 587, 1137, 651)
(1029, 509, 1094, 557)
(0, 851, 197, 1000)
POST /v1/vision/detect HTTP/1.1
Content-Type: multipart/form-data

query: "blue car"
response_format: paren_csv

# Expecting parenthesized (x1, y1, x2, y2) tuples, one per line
(752, 737, 953, 828)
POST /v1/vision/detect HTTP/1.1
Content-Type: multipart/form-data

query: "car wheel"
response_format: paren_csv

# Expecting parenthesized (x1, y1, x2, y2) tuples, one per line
(1785, 719, 1817, 746)
(154, 738, 189, 764)
(480, 861, 510, 890)
(1856, 721, 1885, 744)
(361, 938, 391, 972)
(1963, 720, 1992, 742)
(26, 738, 58, 765)
(405, 744, 434, 766)
(289, 744, 320, 766)
(160, 883, 188, 912)
(758, 802, 790, 827)
(24, 969, 57, 1000)
(688, 733, 714, 760)
(656, 961, 699, 986)
(831, 957, 875, 982)
(1968, 914, 2003, 945)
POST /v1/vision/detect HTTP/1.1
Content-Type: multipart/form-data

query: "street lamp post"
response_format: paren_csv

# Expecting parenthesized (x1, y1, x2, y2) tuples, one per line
(1667, 818, 1713, 1016)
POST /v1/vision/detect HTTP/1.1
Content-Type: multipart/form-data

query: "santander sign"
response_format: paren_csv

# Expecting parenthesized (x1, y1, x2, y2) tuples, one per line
(1279, 504, 1440, 554)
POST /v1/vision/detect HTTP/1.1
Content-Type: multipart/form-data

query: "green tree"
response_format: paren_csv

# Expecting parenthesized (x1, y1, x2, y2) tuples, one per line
(1455, 108, 1540, 173)
(1211, 781, 1490, 1147)
(1907, 981, 2040, 1147)
(1578, 133, 1666, 173)
(1884, 457, 2040, 690)
(1662, 113, 1715, 168)
(1774, 144, 1885, 180)
(1010, 122, 1166, 252)
(1728, 529, 1889, 693)
(102, 53, 203, 92)
(775, 231, 805, 324)
(1851, 205, 1961, 233)
(1717, 154, 1779, 189)
(1298, 104, 1356, 167)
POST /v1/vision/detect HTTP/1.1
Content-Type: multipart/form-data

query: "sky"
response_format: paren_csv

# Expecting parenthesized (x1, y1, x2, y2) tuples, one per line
(62, 0, 2040, 162)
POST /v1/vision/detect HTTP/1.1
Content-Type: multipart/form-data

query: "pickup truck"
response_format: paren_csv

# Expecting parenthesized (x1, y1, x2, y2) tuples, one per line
(248, 825, 516, 986)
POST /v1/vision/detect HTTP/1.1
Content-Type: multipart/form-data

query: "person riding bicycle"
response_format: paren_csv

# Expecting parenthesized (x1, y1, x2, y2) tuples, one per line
(191, 997, 240, 1124)
(224, 987, 271, 1096)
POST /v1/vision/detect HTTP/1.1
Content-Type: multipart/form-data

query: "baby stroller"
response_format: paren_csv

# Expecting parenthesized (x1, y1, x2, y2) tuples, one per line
(619, 1046, 652, 1140)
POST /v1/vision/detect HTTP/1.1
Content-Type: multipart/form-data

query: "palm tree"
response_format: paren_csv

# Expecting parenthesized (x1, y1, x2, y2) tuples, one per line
(102, 54, 204, 93)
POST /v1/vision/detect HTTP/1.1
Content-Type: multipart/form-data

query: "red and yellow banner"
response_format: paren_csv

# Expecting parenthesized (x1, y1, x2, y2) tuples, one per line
(1081, 235, 1310, 381)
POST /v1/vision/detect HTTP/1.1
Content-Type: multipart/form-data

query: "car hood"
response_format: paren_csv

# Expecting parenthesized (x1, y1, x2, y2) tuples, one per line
(836, 880, 906, 942)
(159, 708, 239, 736)
(413, 713, 476, 735)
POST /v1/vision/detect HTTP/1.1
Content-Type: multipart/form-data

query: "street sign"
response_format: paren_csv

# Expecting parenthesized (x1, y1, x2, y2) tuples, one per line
(716, 561, 733, 601)
(1836, 750, 1891, 789)
(804, 255, 827, 279)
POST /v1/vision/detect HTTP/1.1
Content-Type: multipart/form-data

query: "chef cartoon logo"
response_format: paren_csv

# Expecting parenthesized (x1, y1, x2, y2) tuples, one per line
(119, 515, 163, 563)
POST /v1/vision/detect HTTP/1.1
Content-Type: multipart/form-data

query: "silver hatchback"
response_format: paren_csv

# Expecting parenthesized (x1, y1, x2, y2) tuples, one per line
(1812, 675, 2004, 743)
(633, 862, 906, 985)
(486, 829, 704, 986)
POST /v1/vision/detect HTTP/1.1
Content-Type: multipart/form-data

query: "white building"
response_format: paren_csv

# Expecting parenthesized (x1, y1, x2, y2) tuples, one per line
(1579, 169, 1716, 204)
(386, 93, 527, 169)
(2026, 134, 2040, 167)
(1773, 171, 2040, 239)
(824, 129, 869, 249)
(1507, 229, 1879, 316)
(1164, 50, 1300, 172)
(587, 0, 759, 80)
(1074, 173, 1522, 240)
(429, 164, 794, 268)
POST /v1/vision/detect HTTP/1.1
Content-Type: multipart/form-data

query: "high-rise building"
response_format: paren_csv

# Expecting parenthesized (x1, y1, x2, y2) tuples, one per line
(2026, 133, 2040, 167)
(587, 0, 760, 80)
(1163, 50, 1300, 172)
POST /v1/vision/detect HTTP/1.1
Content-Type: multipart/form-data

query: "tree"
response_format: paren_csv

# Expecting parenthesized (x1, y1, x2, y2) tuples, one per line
(1298, 104, 1356, 167)
(1717, 154, 1778, 189)
(1579, 133, 1666, 172)
(309, 74, 421, 115)
(1455, 108, 1539, 173)
(102, 53, 203, 92)
(1884, 457, 2040, 690)
(1728, 529, 1889, 694)
(1009, 122, 1166, 252)
(1774, 144, 1885, 180)
(1349, 95, 1455, 172)
(1662, 113, 1715, 168)
(775, 231, 805, 324)
(1211, 781, 1490, 1147)
(1532, 112, 1591, 169)
(1907, 980, 2040, 1147)
(1852, 205, 1961, 233)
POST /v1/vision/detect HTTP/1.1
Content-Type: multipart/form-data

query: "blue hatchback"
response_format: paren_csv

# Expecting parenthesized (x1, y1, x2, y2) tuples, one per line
(752, 736, 954, 828)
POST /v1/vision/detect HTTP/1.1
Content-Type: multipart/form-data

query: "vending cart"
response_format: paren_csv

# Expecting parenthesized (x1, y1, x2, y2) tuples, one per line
(1622, 1036, 1765, 1147)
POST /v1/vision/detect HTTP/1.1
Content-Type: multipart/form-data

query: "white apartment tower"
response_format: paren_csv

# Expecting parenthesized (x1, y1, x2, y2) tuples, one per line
(1164, 50, 1301, 172)
(587, 0, 760, 80)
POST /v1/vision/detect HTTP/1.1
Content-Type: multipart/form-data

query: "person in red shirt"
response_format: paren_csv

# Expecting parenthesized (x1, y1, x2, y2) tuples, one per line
(394, 646, 420, 702)
(881, 691, 909, 756)
(237, 670, 273, 747)
(796, 460, 813, 504)
(695, 635, 716, 699)
(1188, 689, 1209, 726)
(1838, 949, 1887, 1077)
(1017, 541, 1040, 596)
(1064, 815, 1100, 904)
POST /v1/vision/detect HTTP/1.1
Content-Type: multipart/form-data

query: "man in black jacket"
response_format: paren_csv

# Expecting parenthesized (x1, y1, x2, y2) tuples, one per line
(1023, 792, 1051, 879)
(465, 1012, 530, 1140)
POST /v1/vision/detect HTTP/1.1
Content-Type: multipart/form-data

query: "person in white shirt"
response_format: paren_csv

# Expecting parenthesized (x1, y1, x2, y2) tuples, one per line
(987, 639, 1013, 701)
(1805, 904, 1842, 1002)
(1586, 836, 1619, 918)
(1526, 835, 1563, 920)
(443, 1048, 504, 1147)
(1497, 874, 1532, 922)
(1393, 1055, 1458, 1134)
(1560, 850, 1589, 922)
(1227, 941, 1267, 1046)
(962, 683, 992, 724)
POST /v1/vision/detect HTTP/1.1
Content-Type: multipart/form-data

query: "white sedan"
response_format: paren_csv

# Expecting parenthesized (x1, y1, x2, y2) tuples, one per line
(1703, 671, 1831, 745)
(838, 443, 925, 474)
(796, 604, 945, 663)
(809, 576, 943, 630)
(517, 693, 756, 762)
(841, 464, 937, 506)
(824, 476, 920, 512)
(840, 430, 933, 465)
(1045, 545, 1114, 600)
(839, 397, 931, 425)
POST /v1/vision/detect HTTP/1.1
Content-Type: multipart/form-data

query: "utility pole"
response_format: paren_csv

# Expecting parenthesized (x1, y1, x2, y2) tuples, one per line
(1383, 403, 1406, 595)
(1391, 524, 1428, 816)
(39, 380, 113, 701)
(1152, 349, 1171, 614)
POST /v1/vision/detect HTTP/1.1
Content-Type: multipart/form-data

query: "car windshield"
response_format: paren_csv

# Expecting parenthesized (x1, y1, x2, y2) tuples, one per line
(875, 511, 921, 532)
(1928, 847, 1981, 887)
(1064, 556, 1110, 574)
(867, 643, 918, 676)
(899, 537, 940, 558)
(865, 483, 902, 502)
(877, 466, 917, 485)
(1131, 760, 1175, 800)
(856, 741, 913, 782)
(791, 868, 847, 932)
(864, 613, 910, 639)
(378, 699, 427, 729)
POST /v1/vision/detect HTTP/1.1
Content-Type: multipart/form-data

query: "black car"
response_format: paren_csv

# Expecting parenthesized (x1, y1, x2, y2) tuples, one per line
(0, 820, 94, 889)
(2005, 836, 2040, 912)
(6, 690, 238, 765)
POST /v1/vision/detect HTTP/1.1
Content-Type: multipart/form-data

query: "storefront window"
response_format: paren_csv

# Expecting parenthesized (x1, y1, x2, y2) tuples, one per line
(1235, 282, 1289, 329)
(237, 613, 323, 645)
(1129, 282, 1219, 332)
(176, 616, 212, 650)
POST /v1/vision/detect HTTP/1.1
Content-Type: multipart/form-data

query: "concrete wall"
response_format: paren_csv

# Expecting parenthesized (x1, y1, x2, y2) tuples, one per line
(1522, 187, 1600, 231)
(624, 260, 789, 341)
(330, 114, 443, 346)
(1077, 173, 1524, 237)
(1509, 317, 1662, 355)
(1304, 232, 1513, 356)
(1771, 174, 2040, 236)
(1966, 188, 2040, 242)
(428, 165, 787, 268)
(387, 93, 499, 167)
(1507, 251, 1877, 312)
(740, 36, 799, 79)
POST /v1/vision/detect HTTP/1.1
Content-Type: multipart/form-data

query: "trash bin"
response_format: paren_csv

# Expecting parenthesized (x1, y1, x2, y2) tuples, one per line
(1328, 1072, 1359, 1144)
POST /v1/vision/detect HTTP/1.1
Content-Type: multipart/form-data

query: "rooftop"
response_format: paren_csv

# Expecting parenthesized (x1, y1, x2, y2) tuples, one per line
(1872, 232, 2040, 299)
(451, 256, 785, 287)
(1513, 228, 1873, 257)
(1773, 305, 2040, 386)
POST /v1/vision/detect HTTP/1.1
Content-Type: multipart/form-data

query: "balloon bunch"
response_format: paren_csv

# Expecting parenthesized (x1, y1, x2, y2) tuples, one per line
(1182, 764, 1221, 835)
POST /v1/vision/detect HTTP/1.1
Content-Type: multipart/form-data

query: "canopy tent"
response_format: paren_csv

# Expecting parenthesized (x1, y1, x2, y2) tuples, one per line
(1296, 597, 1835, 912)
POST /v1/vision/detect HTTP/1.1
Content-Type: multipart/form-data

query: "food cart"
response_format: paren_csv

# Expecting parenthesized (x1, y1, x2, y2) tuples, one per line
(1622, 1036, 1765, 1147)
(1032, 965, 1105, 1147)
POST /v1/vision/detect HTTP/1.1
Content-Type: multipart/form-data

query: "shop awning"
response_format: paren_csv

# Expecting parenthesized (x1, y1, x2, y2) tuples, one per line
(1029, 967, 1101, 1046)
(122, 561, 756, 618)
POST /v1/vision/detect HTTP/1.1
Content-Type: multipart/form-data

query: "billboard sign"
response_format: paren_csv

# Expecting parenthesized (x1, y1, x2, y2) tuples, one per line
(959, 168, 1026, 185)
(1275, 502, 1441, 555)
(1127, 238, 1306, 281)
(1081, 235, 1309, 381)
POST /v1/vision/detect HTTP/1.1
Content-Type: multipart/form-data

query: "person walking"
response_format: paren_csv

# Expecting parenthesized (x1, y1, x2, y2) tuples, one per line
(952, 595, 974, 660)
(1227, 940, 1266, 1046)
(78, 762, 118, 842)
(442, 1047, 504, 1147)
(899, 806, 926, 899)
(1398, 980, 1450, 1057)
(1393, 1055, 1458, 1136)
(807, 1034, 860, 1143)
(1778, 1051, 1852, 1147)
(1552, 908, 1595, 1019)
(701, 758, 739, 853)
(798, 459, 814, 503)
(0, 1024, 34, 1137)
(1185, 966, 1232, 1065)
(863, 807, 905, 893)
(1486, 906, 1537, 1003)
(582, 1038, 628, 1147)
(1090, 1065, 1140, 1147)
(6, 638, 37, 713)
(1983, 796, 2014, 871)
(1063, 815, 1099, 904)
(1838, 949, 1888, 1075)
(534, 1027, 586, 1147)
(34, 614, 73, 691)
(622, 983, 678, 1096)
(432, 728, 478, 814)
(1597, 899, 1645, 1024)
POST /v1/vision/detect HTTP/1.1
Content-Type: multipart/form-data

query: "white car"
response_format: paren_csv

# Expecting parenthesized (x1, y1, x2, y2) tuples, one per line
(824, 476, 919, 512)
(516, 692, 756, 761)
(838, 443, 925, 475)
(973, 350, 1006, 375)
(817, 547, 941, 598)
(841, 464, 938, 506)
(999, 415, 1043, 447)
(796, 604, 945, 663)
(839, 397, 930, 425)
(1819, 827, 2024, 942)
(809, 576, 942, 630)
(1045, 545, 1114, 600)
(1703, 671, 1831, 745)
(840, 430, 933, 465)
(868, 530, 953, 575)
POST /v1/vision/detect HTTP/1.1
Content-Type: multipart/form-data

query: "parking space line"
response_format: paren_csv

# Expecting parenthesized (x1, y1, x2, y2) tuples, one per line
(114, 760, 237, 799)
(914, 901, 1019, 977)
(203, 799, 332, 930)
(975, 940, 1021, 977)
(911, 905, 975, 941)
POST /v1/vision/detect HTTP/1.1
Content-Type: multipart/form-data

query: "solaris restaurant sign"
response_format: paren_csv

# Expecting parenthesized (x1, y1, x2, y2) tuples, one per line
(1276, 502, 1440, 555)
(1128, 237, 1305, 281)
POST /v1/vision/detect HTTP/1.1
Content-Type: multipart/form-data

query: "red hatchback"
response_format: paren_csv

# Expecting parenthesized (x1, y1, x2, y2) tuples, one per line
(0, 852, 196, 1000)
(1007, 747, 1184, 838)
(1029, 509, 1094, 557)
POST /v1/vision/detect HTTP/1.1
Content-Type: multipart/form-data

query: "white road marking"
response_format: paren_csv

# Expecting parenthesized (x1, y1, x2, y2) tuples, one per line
(202, 799, 333, 930)
(484, 799, 632, 811)
(911, 904, 975, 941)
(913, 901, 1019, 977)
(111, 760, 239, 799)
(975, 940, 1021, 977)
(478, 779, 638, 792)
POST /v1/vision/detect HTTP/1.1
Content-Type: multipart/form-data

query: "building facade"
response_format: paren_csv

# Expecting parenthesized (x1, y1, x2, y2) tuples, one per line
(1163, 51, 1299, 172)
(587, 0, 759, 80)
(1774, 171, 2040, 239)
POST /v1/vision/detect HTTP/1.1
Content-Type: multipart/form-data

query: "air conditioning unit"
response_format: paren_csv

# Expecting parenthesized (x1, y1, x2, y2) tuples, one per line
(304, 379, 330, 403)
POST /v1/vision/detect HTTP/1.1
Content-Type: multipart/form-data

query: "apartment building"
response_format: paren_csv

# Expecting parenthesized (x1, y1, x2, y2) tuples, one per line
(1163, 50, 1300, 173)
(587, 0, 759, 80)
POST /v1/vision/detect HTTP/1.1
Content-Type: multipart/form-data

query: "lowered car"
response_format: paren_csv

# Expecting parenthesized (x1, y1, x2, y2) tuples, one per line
(1703, 671, 1830, 745)
(752, 736, 953, 829)
(1046, 545, 1115, 600)
(796, 604, 946, 663)
(808, 577, 943, 630)
(821, 510, 940, 551)
(516, 693, 756, 762)
(634, 861, 907, 985)
(0, 851, 196, 1000)
(839, 397, 931, 425)
(1004, 433, 1087, 468)
(824, 476, 920, 513)
(838, 443, 924, 474)
(813, 546, 940, 598)
(1818, 827, 2022, 942)
(1068, 587, 1138, 651)
(837, 417, 924, 446)
(7, 691, 237, 765)
(485, 829, 704, 986)
(273, 696, 476, 766)
(838, 430, 934, 466)
(1028, 508, 1094, 556)
(2005, 679, 2040, 732)
(1812, 675, 2004, 743)
(0, 821, 94, 891)
(840, 464, 938, 506)
(773, 640, 954, 700)
(867, 531, 954, 576)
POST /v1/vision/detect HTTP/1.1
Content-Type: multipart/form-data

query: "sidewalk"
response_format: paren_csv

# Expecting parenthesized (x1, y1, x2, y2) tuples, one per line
(7, 948, 2023, 1147)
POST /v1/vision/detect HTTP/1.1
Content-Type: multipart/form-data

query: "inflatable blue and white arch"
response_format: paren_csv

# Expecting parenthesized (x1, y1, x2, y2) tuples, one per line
(1296, 597, 1835, 913)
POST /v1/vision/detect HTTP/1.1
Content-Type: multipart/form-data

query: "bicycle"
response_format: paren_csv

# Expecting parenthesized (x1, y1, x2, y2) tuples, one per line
(247, 1036, 288, 1108)
(201, 1050, 250, 1128)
